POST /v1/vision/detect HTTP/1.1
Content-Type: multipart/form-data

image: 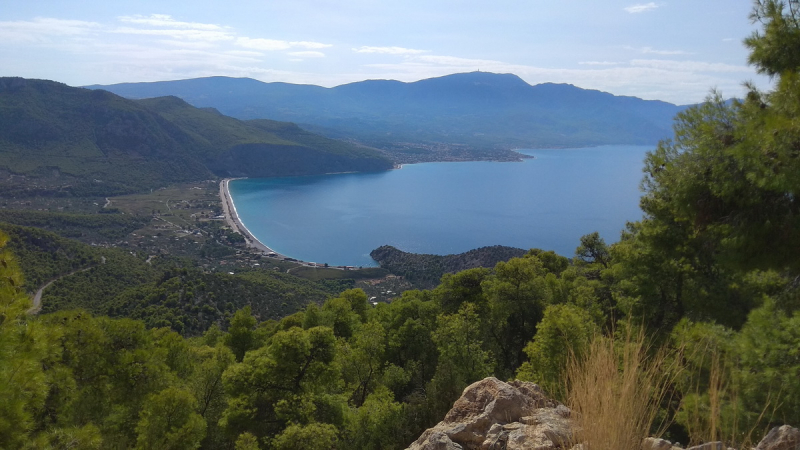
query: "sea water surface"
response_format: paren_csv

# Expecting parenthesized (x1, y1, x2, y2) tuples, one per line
(229, 145, 653, 267)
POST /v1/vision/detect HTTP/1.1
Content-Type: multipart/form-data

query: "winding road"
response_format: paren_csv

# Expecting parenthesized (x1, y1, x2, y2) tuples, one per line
(27, 256, 105, 315)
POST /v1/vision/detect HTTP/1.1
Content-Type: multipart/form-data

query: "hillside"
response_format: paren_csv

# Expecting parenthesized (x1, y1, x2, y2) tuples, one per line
(87, 72, 687, 151)
(0, 77, 393, 196)
(370, 244, 528, 288)
(0, 221, 343, 335)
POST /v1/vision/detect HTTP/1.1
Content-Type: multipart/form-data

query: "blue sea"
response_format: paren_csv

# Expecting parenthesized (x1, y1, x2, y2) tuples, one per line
(228, 145, 653, 267)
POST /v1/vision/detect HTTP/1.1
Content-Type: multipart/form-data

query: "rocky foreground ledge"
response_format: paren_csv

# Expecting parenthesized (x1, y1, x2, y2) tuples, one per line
(407, 377, 800, 450)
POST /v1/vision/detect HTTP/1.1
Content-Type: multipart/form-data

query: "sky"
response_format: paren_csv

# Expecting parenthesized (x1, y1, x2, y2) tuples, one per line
(0, 0, 773, 104)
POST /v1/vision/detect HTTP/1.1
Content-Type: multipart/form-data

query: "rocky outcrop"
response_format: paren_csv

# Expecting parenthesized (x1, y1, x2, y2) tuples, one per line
(756, 425, 800, 450)
(407, 377, 574, 450)
(408, 377, 800, 450)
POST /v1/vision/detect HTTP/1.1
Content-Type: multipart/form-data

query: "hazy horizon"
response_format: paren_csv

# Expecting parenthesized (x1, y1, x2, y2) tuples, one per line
(1, 0, 771, 104)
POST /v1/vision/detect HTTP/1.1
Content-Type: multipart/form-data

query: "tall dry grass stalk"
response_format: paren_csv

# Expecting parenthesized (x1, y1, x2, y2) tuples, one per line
(680, 346, 729, 446)
(677, 338, 777, 449)
(565, 328, 677, 450)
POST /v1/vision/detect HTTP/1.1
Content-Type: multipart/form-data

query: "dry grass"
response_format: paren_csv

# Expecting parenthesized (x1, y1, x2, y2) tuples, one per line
(680, 348, 729, 446)
(565, 328, 677, 450)
(678, 345, 777, 449)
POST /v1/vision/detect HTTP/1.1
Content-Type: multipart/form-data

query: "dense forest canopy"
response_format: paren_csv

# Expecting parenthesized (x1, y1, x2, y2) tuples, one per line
(1, 1, 800, 449)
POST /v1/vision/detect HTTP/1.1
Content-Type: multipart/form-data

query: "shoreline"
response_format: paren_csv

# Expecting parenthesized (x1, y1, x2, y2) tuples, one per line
(220, 178, 276, 255)
(219, 179, 342, 269)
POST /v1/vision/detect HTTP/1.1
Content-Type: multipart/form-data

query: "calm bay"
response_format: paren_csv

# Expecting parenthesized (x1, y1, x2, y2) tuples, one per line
(228, 145, 653, 267)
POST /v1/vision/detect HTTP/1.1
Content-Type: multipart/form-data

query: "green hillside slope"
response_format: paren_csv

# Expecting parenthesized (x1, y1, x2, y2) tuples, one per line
(0, 222, 343, 335)
(0, 78, 393, 196)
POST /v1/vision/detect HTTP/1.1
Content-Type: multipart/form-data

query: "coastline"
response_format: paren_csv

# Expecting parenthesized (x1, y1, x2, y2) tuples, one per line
(219, 179, 341, 268)
(220, 178, 283, 257)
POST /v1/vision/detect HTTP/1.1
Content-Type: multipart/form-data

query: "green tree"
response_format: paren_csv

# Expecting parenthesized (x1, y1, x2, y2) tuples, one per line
(516, 303, 597, 396)
(339, 288, 369, 323)
(379, 291, 439, 400)
(734, 299, 800, 427)
(432, 267, 489, 314)
(0, 231, 47, 448)
(670, 319, 740, 445)
(225, 306, 258, 362)
(344, 386, 404, 450)
(633, 0, 800, 276)
(29, 424, 103, 450)
(322, 296, 361, 339)
(746, 0, 800, 76)
(338, 320, 387, 407)
(135, 387, 207, 450)
(221, 326, 340, 440)
(575, 232, 610, 269)
(606, 0, 800, 335)
(428, 303, 493, 417)
(234, 432, 260, 450)
(482, 256, 550, 375)
(271, 422, 339, 450)
(190, 344, 235, 449)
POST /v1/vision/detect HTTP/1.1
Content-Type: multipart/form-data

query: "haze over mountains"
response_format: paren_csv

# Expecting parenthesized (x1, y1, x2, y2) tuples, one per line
(0, 72, 689, 196)
(88, 71, 688, 150)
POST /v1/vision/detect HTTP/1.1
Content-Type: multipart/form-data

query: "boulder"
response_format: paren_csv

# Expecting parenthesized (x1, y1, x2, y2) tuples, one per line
(643, 437, 675, 450)
(406, 377, 800, 450)
(407, 377, 571, 450)
(756, 425, 800, 450)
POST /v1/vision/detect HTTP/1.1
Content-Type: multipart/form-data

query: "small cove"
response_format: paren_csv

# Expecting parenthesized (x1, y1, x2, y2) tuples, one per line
(228, 145, 653, 267)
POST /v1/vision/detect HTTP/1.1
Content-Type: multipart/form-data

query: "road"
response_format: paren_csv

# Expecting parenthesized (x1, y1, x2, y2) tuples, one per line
(27, 257, 104, 315)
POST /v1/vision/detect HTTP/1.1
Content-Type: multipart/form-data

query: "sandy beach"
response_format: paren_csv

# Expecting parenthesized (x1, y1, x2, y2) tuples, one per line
(219, 179, 359, 270)
(219, 178, 287, 258)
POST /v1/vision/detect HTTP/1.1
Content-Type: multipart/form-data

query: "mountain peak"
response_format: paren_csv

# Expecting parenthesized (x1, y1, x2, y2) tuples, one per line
(415, 71, 531, 88)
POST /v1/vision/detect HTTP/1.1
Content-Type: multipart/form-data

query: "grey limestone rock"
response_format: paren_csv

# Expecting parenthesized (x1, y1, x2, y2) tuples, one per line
(756, 425, 800, 450)
(407, 377, 572, 450)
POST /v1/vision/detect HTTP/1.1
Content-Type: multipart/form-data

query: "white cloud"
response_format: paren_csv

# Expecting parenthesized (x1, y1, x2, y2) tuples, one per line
(624, 3, 659, 13)
(579, 61, 619, 66)
(235, 37, 292, 50)
(236, 37, 332, 51)
(0, 11, 770, 106)
(0, 17, 101, 42)
(352, 46, 427, 55)
(226, 50, 265, 57)
(113, 26, 234, 41)
(288, 51, 325, 58)
(117, 14, 224, 31)
(157, 40, 217, 49)
(640, 47, 691, 55)
(291, 41, 332, 49)
(416, 54, 503, 67)
(630, 59, 753, 73)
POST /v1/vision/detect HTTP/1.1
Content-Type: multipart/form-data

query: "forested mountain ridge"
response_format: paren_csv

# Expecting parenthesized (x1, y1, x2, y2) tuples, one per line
(87, 71, 687, 150)
(0, 78, 392, 196)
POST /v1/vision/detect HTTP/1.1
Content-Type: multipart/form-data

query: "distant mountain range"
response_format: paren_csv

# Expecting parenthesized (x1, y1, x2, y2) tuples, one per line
(0, 77, 392, 195)
(87, 72, 689, 149)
